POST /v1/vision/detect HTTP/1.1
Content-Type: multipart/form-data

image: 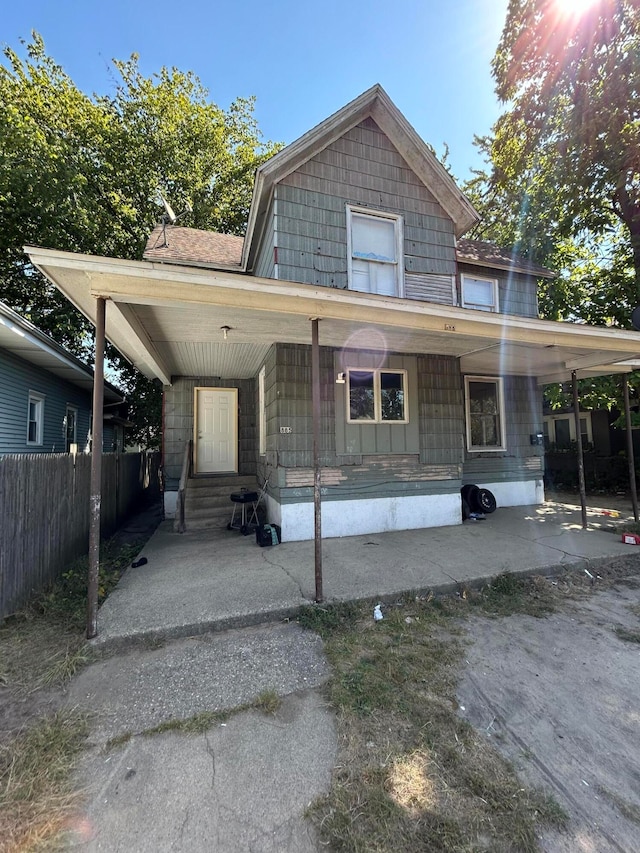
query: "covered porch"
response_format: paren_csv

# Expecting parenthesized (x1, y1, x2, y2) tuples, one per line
(91, 496, 638, 652)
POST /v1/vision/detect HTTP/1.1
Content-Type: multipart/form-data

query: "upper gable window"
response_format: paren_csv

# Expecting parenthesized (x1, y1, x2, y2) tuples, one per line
(461, 274, 499, 312)
(347, 206, 403, 297)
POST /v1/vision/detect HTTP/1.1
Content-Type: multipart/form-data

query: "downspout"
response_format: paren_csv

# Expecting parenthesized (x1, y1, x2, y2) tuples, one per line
(87, 296, 106, 639)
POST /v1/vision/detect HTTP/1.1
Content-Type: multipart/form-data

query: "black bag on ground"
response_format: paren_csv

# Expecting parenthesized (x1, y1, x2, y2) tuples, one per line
(256, 524, 281, 547)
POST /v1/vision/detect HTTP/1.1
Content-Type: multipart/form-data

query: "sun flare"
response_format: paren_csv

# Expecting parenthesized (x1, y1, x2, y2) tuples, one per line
(555, 0, 598, 15)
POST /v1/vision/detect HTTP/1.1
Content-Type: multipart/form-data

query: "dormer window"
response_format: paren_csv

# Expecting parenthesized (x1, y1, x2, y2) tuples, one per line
(461, 274, 499, 312)
(347, 206, 403, 297)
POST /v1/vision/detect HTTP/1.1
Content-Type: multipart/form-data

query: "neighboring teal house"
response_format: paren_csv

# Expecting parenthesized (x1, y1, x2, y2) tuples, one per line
(0, 301, 127, 454)
(27, 86, 640, 540)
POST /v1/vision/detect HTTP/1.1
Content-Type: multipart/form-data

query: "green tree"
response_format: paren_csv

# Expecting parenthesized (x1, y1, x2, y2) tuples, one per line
(465, 0, 640, 413)
(0, 33, 279, 446)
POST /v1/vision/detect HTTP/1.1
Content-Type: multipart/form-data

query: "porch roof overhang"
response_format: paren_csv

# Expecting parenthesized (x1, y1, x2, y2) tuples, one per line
(26, 246, 640, 387)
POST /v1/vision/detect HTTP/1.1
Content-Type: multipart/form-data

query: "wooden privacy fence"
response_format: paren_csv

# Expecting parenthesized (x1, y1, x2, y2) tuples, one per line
(0, 452, 161, 619)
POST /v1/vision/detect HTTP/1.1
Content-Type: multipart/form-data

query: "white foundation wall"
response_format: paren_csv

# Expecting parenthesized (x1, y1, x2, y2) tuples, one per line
(477, 478, 544, 508)
(265, 492, 462, 542)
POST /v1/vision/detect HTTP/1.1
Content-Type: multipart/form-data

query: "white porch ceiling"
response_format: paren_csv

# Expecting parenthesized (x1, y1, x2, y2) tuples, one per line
(26, 247, 640, 387)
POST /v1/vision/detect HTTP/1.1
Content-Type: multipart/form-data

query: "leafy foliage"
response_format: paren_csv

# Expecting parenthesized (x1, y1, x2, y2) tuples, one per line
(465, 1, 640, 414)
(0, 33, 280, 445)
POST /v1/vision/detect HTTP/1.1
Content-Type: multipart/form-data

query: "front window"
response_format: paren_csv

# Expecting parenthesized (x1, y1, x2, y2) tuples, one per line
(465, 377, 505, 451)
(347, 369, 408, 423)
(27, 392, 44, 446)
(347, 206, 403, 296)
(461, 274, 499, 312)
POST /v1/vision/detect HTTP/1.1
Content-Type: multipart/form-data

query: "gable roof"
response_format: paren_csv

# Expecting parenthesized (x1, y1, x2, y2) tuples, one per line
(0, 301, 124, 403)
(457, 239, 555, 279)
(243, 84, 480, 270)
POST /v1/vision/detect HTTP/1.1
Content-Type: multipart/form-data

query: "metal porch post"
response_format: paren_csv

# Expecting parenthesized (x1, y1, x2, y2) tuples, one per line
(571, 370, 588, 529)
(87, 297, 106, 639)
(311, 318, 323, 602)
(623, 374, 639, 522)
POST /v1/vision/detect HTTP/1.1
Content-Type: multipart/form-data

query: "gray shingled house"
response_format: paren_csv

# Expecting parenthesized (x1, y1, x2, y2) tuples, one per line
(27, 85, 640, 540)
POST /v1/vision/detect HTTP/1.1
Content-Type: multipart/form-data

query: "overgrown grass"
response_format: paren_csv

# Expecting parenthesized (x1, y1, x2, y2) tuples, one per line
(0, 536, 149, 852)
(614, 626, 640, 644)
(303, 583, 567, 852)
(0, 542, 140, 694)
(0, 711, 89, 853)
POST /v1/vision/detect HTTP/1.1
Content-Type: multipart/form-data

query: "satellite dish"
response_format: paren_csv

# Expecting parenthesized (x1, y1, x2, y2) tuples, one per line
(632, 305, 640, 331)
(161, 196, 177, 225)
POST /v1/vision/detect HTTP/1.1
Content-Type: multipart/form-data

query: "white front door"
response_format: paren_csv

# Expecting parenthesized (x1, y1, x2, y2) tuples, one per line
(194, 387, 238, 474)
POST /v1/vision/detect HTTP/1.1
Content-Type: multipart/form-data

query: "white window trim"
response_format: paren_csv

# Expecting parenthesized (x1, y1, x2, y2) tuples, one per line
(543, 413, 592, 446)
(461, 273, 499, 312)
(258, 365, 266, 455)
(27, 391, 45, 446)
(346, 205, 404, 297)
(464, 376, 506, 452)
(346, 368, 409, 424)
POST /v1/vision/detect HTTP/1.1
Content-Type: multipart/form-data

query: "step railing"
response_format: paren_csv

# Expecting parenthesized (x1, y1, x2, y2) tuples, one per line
(177, 439, 193, 534)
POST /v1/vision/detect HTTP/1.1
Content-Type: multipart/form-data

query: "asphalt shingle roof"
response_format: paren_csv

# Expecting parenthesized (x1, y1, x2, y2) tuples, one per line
(143, 227, 555, 280)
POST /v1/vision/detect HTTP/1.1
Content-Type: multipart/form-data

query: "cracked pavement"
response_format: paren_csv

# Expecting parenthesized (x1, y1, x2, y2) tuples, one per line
(65, 624, 335, 852)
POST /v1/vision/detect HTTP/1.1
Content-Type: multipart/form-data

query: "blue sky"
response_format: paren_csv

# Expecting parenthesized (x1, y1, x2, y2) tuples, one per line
(2, 0, 509, 182)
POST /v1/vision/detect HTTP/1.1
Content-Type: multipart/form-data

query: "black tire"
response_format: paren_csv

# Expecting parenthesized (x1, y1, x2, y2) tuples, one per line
(475, 488, 497, 514)
(461, 484, 479, 510)
(241, 524, 249, 536)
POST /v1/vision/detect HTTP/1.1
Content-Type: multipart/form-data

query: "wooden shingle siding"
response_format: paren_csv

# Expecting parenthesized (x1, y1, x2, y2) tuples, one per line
(418, 355, 465, 466)
(406, 273, 456, 305)
(458, 263, 539, 319)
(0, 349, 93, 454)
(462, 374, 543, 482)
(274, 118, 456, 291)
(259, 343, 462, 506)
(334, 352, 419, 455)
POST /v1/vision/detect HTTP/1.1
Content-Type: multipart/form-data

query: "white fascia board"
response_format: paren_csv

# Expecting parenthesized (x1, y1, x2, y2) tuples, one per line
(538, 364, 633, 385)
(25, 247, 640, 361)
(106, 302, 173, 385)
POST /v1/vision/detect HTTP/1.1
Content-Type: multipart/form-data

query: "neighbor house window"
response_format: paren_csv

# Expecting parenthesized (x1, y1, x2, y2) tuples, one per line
(461, 274, 499, 312)
(543, 414, 592, 449)
(347, 369, 408, 423)
(464, 376, 505, 451)
(258, 365, 266, 455)
(27, 392, 44, 446)
(347, 206, 403, 297)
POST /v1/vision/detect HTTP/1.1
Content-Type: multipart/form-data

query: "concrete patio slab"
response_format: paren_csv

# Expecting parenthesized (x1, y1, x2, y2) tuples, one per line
(92, 498, 638, 651)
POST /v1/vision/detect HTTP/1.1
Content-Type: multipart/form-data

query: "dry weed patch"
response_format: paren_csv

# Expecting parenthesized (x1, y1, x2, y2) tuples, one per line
(0, 711, 88, 853)
(302, 589, 567, 852)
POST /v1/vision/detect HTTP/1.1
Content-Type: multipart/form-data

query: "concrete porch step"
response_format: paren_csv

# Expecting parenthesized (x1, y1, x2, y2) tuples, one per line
(180, 474, 260, 532)
(188, 474, 257, 490)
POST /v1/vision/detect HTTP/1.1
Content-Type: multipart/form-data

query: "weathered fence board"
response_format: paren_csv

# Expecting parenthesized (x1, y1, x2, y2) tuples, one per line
(0, 452, 160, 618)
